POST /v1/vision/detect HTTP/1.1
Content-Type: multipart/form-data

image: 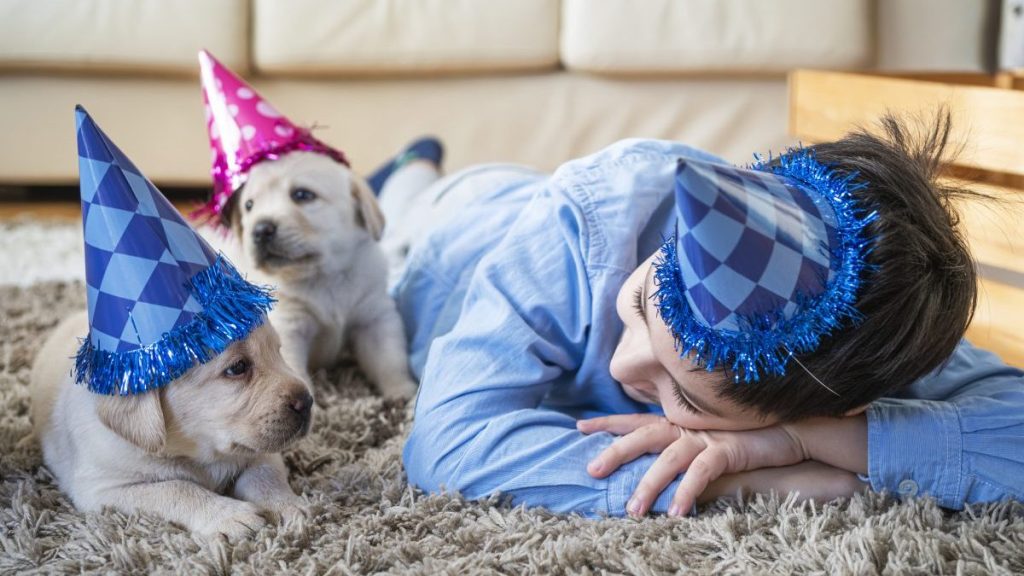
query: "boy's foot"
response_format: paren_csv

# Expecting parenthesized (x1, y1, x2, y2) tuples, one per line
(367, 137, 444, 195)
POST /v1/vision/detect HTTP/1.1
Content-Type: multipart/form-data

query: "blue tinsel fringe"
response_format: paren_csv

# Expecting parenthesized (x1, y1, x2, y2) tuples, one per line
(653, 148, 879, 383)
(74, 255, 275, 395)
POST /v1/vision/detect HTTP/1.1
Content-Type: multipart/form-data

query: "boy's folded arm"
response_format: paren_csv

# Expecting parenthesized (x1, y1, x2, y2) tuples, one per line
(404, 400, 683, 516)
(402, 188, 686, 517)
(789, 414, 869, 476)
(700, 461, 867, 505)
(864, 349, 1024, 509)
(401, 287, 684, 517)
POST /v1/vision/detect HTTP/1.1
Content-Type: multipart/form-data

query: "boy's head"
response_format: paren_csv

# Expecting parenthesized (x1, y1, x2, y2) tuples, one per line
(610, 112, 977, 427)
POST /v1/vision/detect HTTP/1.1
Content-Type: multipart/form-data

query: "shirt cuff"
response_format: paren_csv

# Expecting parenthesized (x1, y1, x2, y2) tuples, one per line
(607, 455, 691, 517)
(866, 398, 964, 508)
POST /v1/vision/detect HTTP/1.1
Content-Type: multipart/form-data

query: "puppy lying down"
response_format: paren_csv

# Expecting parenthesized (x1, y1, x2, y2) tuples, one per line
(220, 151, 417, 399)
(31, 311, 313, 540)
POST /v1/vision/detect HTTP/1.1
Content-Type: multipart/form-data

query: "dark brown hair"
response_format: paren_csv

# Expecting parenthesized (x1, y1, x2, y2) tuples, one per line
(716, 110, 980, 421)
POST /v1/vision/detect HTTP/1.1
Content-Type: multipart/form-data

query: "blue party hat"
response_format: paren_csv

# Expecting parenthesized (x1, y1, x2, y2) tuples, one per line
(653, 152, 877, 382)
(74, 105, 274, 395)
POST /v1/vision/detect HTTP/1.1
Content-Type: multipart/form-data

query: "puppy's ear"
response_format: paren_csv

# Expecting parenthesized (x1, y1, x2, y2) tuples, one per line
(350, 177, 386, 241)
(96, 390, 166, 453)
(224, 188, 244, 238)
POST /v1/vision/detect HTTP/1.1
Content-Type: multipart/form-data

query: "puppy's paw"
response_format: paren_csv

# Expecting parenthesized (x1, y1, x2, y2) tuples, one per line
(198, 501, 268, 542)
(261, 496, 308, 526)
(378, 377, 417, 400)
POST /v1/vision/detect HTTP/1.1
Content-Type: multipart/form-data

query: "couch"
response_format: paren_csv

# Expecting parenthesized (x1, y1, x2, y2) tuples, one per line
(0, 0, 1000, 188)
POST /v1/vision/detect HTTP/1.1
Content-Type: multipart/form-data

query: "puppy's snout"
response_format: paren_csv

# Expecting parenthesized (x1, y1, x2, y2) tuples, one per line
(252, 220, 277, 245)
(288, 390, 313, 419)
(284, 387, 314, 438)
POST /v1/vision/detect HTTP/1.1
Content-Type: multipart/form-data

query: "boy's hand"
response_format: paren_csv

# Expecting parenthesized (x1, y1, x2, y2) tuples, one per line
(577, 414, 809, 517)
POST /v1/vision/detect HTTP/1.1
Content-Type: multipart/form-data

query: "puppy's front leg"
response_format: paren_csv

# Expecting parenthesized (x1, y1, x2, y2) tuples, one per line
(233, 453, 306, 525)
(352, 303, 417, 399)
(269, 304, 317, 383)
(96, 480, 267, 541)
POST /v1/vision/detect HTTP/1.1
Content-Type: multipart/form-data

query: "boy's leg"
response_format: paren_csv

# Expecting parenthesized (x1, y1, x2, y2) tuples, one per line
(366, 137, 444, 195)
(418, 163, 543, 225)
(378, 160, 443, 276)
(378, 161, 443, 226)
(383, 163, 544, 284)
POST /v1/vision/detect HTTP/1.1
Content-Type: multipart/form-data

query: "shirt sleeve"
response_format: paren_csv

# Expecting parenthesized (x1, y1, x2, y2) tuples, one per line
(401, 187, 680, 517)
(867, 341, 1024, 508)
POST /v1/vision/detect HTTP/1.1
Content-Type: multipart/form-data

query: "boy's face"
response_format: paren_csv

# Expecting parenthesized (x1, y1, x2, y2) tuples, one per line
(610, 252, 779, 431)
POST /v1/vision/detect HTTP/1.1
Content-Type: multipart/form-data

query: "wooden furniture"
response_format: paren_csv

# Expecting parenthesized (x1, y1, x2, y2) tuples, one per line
(789, 70, 1024, 367)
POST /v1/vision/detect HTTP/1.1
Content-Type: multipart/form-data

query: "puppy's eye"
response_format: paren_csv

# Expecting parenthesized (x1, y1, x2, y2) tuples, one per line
(223, 358, 251, 378)
(290, 187, 317, 203)
(244, 199, 254, 212)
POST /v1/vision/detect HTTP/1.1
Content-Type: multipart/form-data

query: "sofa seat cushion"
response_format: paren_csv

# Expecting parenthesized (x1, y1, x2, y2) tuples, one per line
(561, 0, 871, 74)
(253, 0, 560, 75)
(0, 0, 248, 74)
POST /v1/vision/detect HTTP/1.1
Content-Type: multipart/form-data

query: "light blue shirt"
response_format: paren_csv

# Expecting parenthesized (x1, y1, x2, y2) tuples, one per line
(395, 139, 1024, 516)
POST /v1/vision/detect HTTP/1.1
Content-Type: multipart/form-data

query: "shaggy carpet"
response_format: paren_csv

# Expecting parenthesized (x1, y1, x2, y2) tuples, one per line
(1, 222, 1023, 575)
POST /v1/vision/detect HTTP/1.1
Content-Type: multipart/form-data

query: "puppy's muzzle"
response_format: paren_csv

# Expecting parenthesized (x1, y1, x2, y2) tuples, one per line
(288, 389, 314, 434)
(252, 220, 277, 246)
(251, 219, 295, 268)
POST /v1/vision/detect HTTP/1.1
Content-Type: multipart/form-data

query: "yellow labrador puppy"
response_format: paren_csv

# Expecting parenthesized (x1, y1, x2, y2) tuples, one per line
(223, 151, 416, 399)
(31, 311, 313, 541)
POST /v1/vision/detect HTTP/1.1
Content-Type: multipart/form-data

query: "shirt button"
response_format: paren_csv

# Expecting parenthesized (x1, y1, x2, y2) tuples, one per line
(898, 479, 919, 497)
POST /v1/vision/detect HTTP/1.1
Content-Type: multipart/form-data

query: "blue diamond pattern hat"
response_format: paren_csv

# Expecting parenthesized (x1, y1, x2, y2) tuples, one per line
(653, 152, 877, 382)
(74, 105, 274, 395)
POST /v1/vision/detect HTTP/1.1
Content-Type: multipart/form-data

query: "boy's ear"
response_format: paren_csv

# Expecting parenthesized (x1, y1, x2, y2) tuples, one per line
(96, 390, 166, 453)
(843, 405, 869, 417)
(350, 176, 385, 241)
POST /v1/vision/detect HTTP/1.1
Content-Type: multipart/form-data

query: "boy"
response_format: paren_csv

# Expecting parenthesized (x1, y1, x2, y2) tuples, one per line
(382, 114, 1023, 517)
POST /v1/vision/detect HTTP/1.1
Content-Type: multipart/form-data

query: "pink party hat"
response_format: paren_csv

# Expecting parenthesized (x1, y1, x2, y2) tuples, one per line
(197, 50, 348, 222)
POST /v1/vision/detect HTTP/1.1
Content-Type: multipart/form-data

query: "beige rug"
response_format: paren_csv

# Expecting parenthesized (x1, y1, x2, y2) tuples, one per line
(2, 278, 1023, 574)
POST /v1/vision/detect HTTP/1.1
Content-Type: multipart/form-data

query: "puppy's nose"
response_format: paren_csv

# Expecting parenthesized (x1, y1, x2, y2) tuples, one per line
(252, 220, 277, 244)
(288, 390, 313, 419)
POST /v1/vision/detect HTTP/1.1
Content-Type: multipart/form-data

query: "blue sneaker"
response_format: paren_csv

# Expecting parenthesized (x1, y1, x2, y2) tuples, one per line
(366, 137, 445, 196)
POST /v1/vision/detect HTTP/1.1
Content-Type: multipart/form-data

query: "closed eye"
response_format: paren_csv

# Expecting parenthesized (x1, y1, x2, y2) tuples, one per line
(671, 380, 701, 415)
(632, 286, 647, 320)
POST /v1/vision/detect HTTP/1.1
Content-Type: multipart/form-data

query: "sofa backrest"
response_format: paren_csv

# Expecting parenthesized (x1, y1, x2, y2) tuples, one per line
(0, 0, 1000, 77)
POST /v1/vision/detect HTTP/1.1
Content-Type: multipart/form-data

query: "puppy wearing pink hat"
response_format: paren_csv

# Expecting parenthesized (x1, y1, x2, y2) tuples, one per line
(196, 51, 416, 399)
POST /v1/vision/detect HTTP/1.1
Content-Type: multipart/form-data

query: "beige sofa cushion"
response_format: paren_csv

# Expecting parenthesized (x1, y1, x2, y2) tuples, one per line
(253, 0, 560, 74)
(877, 0, 997, 72)
(0, 0, 248, 74)
(561, 0, 871, 74)
(0, 74, 790, 185)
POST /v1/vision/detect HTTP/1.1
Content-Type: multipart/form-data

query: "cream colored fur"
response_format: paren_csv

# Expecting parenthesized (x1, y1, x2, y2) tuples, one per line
(31, 311, 313, 541)
(215, 151, 416, 399)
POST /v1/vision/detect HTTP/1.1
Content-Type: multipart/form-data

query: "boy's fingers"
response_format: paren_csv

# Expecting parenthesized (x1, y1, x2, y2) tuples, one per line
(577, 414, 666, 435)
(669, 447, 729, 516)
(627, 438, 704, 517)
(587, 421, 679, 478)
